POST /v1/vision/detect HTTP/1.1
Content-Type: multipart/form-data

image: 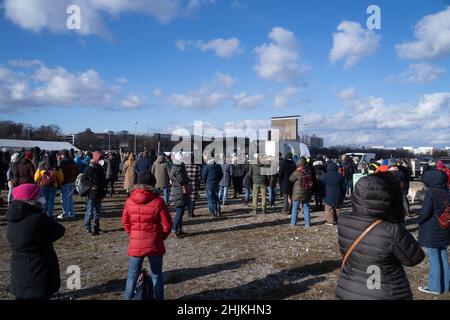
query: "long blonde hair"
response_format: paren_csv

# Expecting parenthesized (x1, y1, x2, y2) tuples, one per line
(126, 153, 136, 166)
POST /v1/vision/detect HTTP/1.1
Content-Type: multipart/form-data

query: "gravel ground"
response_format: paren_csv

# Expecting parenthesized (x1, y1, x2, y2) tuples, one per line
(0, 179, 449, 300)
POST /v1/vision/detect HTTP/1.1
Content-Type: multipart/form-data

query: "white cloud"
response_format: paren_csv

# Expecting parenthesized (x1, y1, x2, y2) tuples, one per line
(215, 73, 237, 88)
(165, 73, 262, 110)
(274, 87, 301, 107)
(176, 37, 243, 58)
(169, 92, 228, 109)
(0, 60, 143, 112)
(337, 86, 357, 100)
(233, 92, 264, 108)
(153, 88, 164, 97)
(230, 0, 246, 9)
(330, 20, 380, 68)
(254, 27, 309, 82)
(302, 92, 450, 146)
(122, 95, 145, 109)
(3, 0, 214, 39)
(396, 63, 446, 84)
(115, 77, 128, 84)
(396, 7, 450, 60)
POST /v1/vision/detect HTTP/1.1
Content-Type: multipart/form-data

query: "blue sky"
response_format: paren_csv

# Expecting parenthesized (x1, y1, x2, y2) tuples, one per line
(0, 0, 450, 147)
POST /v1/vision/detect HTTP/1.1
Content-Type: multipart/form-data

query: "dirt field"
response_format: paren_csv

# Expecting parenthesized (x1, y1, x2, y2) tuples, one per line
(0, 179, 449, 300)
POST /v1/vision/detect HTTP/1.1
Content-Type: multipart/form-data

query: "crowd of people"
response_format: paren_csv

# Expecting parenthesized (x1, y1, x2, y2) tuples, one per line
(0, 146, 449, 300)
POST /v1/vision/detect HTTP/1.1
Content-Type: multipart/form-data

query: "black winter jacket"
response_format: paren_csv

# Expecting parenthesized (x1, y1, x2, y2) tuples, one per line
(84, 163, 107, 200)
(6, 201, 65, 299)
(323, 163, 345, 207)
(278, 159, 296, 195)
(336, 175, 425, 300)
(418, 169, 449, 248)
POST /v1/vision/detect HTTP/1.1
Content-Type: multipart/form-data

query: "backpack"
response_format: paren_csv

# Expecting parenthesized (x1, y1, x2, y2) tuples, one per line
(75, 173, 91, 197)
(132, 269, 154, 300)
(300, 170, 314, 192)
(41, 168, 57, 187)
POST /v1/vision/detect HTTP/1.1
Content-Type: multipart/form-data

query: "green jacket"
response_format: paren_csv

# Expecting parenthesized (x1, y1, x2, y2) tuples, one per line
(248, 163, 269, 185)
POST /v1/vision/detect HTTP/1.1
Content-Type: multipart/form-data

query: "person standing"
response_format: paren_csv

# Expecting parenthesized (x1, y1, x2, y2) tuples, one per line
(231, 156, 244, 199)
(289, 157, 313, 228)
(135, 150, 152, 179)
(278, 152, 296, 214)
(123, 153, 137, 196)
(6, 153, 20, 204)
(323, 162, 346, 226)
(202, 157, 223, 217)
(219, 161, 233, 206)
(105, 152, 120, 198)
(6, 183, 65, 300)
(313, 160, 326, 212)
(248, 155, 269, 214)
(336, 173, 425, 300)
(83, 151, 107, 235)
(122, 174, 173, 300)
(169, 152, 191, 238)
(14, 151, 36, 186)
(57, 150, 79, 219)
(341, 155, 355, 196)
(34, 152, 64, 218)
(267, 171, 279, 208)
(151, 153, 171, 205)
(185, 158, 202, 218)
(417, 168, 450, 295)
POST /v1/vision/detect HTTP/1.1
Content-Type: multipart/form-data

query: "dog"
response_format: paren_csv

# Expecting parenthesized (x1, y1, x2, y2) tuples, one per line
(408, 183, 426, 204)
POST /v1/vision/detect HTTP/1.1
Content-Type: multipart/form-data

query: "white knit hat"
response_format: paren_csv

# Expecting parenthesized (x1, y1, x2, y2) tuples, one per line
(173, 151, 184, 163)
(11, 152, 20, 163)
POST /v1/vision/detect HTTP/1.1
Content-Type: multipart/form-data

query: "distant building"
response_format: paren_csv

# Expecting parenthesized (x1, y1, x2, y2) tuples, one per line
(300, 134, 324, 148)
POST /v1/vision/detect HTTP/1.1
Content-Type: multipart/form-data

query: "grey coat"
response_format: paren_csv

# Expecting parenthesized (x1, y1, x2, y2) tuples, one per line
(219, 164, 234, 187)
(169, 163, 191, 208)
(151, 155, 170, 189)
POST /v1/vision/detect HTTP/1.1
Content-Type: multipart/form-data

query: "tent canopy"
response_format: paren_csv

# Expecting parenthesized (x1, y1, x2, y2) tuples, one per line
(0, 139, 80, 152)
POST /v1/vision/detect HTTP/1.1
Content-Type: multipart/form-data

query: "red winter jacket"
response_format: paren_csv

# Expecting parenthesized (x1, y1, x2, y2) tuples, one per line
(122, 185, 173, 257)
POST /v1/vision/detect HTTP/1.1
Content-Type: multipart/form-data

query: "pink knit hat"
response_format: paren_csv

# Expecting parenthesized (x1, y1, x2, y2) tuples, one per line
(92, 151, 102, 163)
(12, 183, 40, 201)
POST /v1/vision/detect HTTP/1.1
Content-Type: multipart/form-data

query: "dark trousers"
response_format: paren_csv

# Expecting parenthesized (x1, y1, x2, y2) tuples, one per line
(232, 176, 243, 195)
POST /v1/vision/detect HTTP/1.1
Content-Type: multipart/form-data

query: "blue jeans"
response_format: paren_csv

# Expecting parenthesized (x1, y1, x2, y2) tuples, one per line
(267, 186, 275, 205)
(84, 198, 102, 231)
(40, 186, 56, 218)
(173, 207, 185, 233)
(206, 187, 220, 215)
(291, 200, 310, 227)
(218, 186, 228, 205)
(244, 188, 250, 202)
(188, 198, 196, 215)
(427, 247, 450, 293)
(124, 256, 164, 300)
(162, 187, 169, 205)
(61, 183, 75, 217)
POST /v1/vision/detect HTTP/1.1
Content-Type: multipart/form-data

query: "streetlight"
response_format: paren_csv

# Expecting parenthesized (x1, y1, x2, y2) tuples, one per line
(134, 121, 138, 155)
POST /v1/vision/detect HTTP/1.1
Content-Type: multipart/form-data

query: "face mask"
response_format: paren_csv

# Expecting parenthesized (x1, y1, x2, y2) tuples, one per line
(99, 159, 105, 166)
